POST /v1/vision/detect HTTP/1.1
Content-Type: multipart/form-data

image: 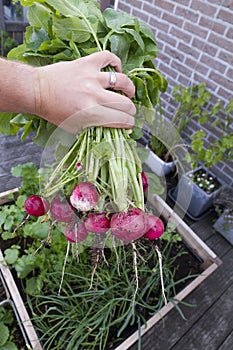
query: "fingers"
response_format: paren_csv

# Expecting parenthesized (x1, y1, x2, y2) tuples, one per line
(101, 71, 135, 99)
(100, 91, 137, 116)
(86, 50, 123, 72)
(60, 105, 135, 134)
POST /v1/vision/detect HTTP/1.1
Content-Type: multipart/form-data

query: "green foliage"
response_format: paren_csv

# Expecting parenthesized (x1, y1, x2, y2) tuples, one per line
(0, 305, 18, 350)
(0, 0, 167, 145)
(171, 83, 233, 169)
(0, 31, 18, 57)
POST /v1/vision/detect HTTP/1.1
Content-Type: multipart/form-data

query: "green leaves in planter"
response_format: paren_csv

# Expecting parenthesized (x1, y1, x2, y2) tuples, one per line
(4, 246, 20, 265)
(0, 322, 10, 347)
(0, 0, 167, 145)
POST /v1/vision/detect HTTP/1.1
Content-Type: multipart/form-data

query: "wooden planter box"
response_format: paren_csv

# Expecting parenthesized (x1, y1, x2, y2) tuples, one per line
(0, 188, 222, 350)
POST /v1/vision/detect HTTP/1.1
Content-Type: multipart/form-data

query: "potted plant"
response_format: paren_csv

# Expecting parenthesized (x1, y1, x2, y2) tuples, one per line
(169, 86, 233, 220)
(139, 82, 217, 178)
(213, 185, 233, 245)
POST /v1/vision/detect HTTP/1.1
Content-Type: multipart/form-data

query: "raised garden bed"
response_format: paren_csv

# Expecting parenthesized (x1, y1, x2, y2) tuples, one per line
(0, 188, 222, 350)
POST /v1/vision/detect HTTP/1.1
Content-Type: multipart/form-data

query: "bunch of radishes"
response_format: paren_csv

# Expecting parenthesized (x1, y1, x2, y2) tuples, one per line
(24, 175, 164, 245)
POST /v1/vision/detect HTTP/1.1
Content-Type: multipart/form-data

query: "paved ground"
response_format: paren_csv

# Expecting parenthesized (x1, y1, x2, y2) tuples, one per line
(0, 133, 42, 191)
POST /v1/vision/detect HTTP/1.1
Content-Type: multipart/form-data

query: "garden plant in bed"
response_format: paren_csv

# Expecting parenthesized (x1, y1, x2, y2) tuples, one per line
(0, 163, 202, 350)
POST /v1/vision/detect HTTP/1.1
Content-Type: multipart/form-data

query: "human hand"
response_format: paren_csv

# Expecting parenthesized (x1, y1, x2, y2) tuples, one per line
(34, 51, 136, 133)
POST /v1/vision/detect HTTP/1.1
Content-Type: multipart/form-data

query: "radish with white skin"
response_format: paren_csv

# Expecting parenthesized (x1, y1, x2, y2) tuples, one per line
(85, 212, 110, 234)
(70, 182, 99, 211)
(110, 208, 148, 242)
(64, 221, 88, 243)
(144, 215, 164, 240)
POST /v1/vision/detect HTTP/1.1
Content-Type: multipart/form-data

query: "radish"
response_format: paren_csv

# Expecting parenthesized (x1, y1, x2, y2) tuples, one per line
(50, 196, 74, 223)
(24, 195, 50, 217)
(64, 221, 88, 243)
(110, 208, 148, 242)
(84, 212, 110, 234)
(70, 182, 99, 211)
(144, 214, 164, 240)
(141, 172, 149, 192)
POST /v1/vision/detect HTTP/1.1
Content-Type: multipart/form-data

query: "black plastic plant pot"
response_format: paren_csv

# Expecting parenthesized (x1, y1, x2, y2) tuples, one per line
(169, 166, 224, 220)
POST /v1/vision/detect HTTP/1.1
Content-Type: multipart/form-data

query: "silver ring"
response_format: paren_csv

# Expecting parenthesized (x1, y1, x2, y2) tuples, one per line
(109, 71, 117, 89)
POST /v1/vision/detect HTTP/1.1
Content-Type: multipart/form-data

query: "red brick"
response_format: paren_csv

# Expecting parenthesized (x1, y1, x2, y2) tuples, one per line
(199, 17, 226, 35)
(149, 17, 169, 33)
(162, 12, 184, 27)
(177, 42, 200, 59)
(190, 0, 218, 17)
(152, 1, 175, 12)
(171, 60, 193, 77)
(132, 8, 149, 22)
(170, 26, 192, 43)
(200, 54, 227, 74)
(226, 26, 233, 39)
(184, 21, 209, 38)
(209, 71, 233, 91)
(164, 45, 185, 62)
(219, 51, 233, 66)
(226, 66, 233, 79)
(159, 62, 179, 79)
(177, 74, 192, 87)
(157, 31, 177, 47)
(175, 5, 199, 23)
(192, 37, 218, 56)
(157, 52, 171, 65)
(217, 9, 233, 24)
(217, 87, 233, 101)
(124, 0, 142, 8)
(185, 57, 209, 76)
(209, 32, 233, 52)
(175, 0, 190, 5)
(210, 0, 233, 8)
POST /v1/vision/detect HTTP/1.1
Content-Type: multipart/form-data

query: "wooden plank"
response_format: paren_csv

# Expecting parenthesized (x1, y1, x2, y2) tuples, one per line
(0, 187, 18, 205)
(0, 250, 43, 350)
(171, 281, 233, 350)
(127, 248, 233, 350)
(217, 330, 233, 350)
(148, 194, 221, 268)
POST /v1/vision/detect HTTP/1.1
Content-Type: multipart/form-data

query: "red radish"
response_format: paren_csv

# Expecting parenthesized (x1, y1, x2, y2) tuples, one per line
(144, 214, 164, 240)
(70, 182, 99, 211)
(141, 172, 149, 192)
(110, 208, 148, 242)
(64, 221, 87, 243)
(50, 196, 74, 223)
(84, 212, 110, 234)
(24, 195, 50, 217)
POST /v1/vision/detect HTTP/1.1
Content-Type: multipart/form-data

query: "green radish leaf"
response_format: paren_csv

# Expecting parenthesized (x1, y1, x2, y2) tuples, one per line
(146, 172, 164, 195)
(0, 342, 18, 350)
(27, 2, 51, 30)
(0, 322, 9, 346)
(4, 248, 19, 265)
(15, 255, 37, 279)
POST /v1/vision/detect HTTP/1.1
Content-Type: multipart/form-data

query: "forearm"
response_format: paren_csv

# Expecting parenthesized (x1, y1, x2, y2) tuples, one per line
(0, 58, 37, 114)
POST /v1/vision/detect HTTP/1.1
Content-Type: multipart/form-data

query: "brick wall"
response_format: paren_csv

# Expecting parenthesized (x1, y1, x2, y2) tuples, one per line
(115, 0, 233, 184)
